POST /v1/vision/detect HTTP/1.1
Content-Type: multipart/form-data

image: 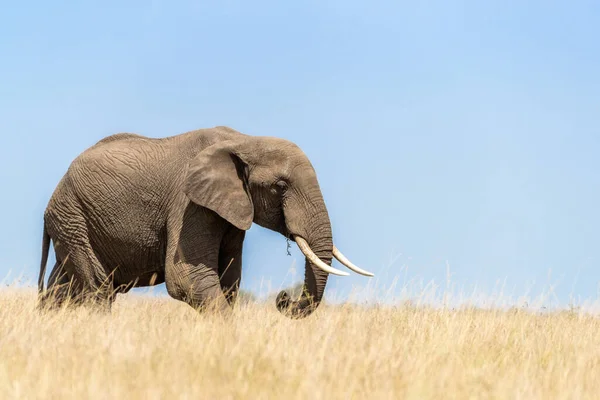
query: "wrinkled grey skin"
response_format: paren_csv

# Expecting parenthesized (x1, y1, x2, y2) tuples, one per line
(38, 126, 334, 318)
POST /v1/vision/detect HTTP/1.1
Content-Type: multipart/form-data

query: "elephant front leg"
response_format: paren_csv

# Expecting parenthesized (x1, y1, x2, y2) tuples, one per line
(218, 227, 245, 306)
(165, 203, 232, 314)
(165, 260, 230, 314)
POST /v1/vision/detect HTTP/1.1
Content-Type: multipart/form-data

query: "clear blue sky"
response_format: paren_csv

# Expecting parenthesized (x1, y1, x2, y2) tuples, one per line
(1, 1, 599, 305)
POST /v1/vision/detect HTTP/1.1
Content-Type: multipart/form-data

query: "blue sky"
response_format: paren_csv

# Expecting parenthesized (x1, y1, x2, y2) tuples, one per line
(1, 1, 599, 305)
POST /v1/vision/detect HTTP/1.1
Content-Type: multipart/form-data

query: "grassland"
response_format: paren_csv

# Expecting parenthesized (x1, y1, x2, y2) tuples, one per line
(1, 287, 599, 399)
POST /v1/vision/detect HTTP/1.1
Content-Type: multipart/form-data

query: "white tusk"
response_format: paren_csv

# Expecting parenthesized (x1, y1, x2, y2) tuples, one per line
(294, 236, 349, 277)
(333, 246, 375, 277)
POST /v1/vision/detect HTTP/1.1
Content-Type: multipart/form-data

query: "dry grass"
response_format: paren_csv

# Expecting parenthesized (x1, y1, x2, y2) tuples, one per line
(1, 287, 600, 399)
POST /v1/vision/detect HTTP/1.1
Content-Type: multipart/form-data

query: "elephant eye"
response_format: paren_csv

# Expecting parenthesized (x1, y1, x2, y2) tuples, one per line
(276, 180, 288, 190)
(269, 180, 287, 196)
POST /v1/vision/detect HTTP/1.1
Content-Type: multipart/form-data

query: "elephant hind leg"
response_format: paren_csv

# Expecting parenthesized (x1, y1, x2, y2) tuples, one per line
(39, 260, 116, 312)
(38, 260, 85, 310)
(51, 238, 115, 311)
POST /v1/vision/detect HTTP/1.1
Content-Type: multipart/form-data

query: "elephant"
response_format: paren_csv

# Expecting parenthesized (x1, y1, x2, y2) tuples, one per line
(37, 126, 373, 318)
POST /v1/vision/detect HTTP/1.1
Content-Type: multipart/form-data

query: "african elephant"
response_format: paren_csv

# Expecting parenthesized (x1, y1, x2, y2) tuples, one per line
(37, 126, 372, 318)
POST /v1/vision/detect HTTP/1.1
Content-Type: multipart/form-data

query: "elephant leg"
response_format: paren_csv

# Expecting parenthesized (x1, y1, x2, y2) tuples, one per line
(39, 261, 69, 309)
(52, 237, 114, 311)
(165, 203, 230, 314)
(165, 260, 229, 313)
(48, 260, 67, 287)
(49, 261, 111, 311)
(218, 227, 245, 306)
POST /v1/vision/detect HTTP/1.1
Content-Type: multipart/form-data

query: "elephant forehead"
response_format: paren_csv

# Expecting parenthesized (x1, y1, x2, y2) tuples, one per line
(251, 163, 317, 188)
(250, 150, 302, 168)
(250, 162, 293, 182)
(245, 137, 313, 178)
(250, 136, 303, 155)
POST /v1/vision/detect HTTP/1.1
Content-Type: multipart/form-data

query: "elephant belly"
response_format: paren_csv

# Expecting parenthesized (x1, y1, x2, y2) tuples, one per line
(90, 230, 167, 287)
(85, 209, 168, 287)
(113, 270, 166, 293)
(75, 174, 170, 285)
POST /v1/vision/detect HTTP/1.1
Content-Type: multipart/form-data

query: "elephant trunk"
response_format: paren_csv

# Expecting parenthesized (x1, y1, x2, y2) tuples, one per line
(276, 211, 333, 318)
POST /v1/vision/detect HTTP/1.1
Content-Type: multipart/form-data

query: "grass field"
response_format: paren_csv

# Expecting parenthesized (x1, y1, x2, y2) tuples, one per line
(1, 287, 599, 399)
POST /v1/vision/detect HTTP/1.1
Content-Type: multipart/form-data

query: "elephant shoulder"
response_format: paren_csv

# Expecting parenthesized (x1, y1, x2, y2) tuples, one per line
(94, 132, 149, 146)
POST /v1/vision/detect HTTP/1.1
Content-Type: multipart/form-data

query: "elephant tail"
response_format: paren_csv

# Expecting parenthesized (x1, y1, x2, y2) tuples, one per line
(38, 222, 50, 294)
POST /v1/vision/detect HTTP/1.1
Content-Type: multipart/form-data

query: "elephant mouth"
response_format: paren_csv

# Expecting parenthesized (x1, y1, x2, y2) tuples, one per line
(291, 235, 375, 277)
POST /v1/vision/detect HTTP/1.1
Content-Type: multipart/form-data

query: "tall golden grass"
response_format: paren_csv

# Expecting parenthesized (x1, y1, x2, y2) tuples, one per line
(1, 285, 600, 399)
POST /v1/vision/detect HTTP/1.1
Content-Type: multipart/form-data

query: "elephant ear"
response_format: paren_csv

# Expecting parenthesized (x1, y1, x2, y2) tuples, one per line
(183, 140, 254, 231)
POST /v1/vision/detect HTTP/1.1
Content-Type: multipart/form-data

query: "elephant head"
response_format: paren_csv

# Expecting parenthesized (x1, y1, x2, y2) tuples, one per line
(183, 134, 373, 318)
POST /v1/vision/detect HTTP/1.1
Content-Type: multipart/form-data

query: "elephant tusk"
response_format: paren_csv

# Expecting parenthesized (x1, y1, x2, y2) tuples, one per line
(333, 246, 375, 277)
(294, 236, 349, 277)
